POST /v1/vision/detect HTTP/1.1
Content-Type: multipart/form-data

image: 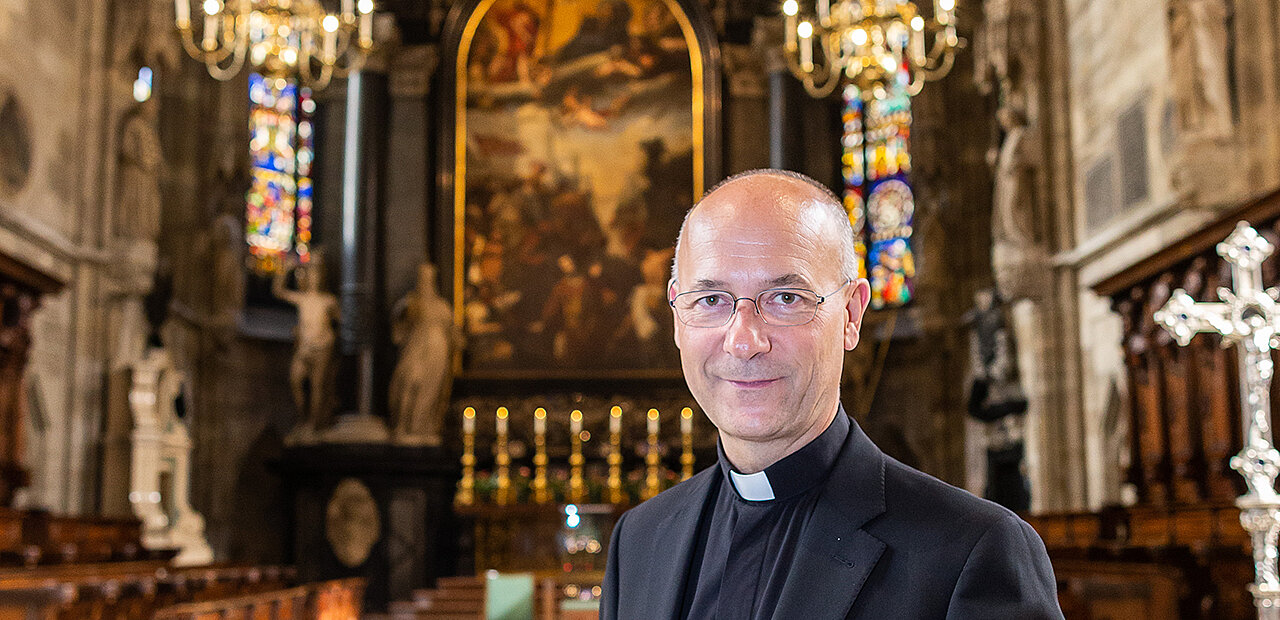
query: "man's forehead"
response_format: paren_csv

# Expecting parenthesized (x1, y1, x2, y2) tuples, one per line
(691, 176, 837, 231)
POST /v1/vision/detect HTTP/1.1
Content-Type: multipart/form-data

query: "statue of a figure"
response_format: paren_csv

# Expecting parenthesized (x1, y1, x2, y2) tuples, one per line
(963, 288, 1027, 423)
(115, 96, 164, 242)
(273, 263, 339, 441)
(206, 167, 248, 334)
(962, 288, 1030, 511)
(975, 0, 1012, 94)
(388, 263, 458, 446)
(990, 104, 1049, 300)
(1168, 0, 1232, 138)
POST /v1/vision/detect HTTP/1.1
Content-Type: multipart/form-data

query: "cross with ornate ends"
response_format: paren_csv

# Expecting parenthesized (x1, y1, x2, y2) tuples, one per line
(1154, 221, 1280, 618)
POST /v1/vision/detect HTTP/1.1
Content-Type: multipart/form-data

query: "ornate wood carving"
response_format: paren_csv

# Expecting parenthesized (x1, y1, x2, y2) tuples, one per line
(0, 251, 62, 508)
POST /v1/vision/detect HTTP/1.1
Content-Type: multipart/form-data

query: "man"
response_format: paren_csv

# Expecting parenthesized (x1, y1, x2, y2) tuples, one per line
(601, 170, 1061, 619)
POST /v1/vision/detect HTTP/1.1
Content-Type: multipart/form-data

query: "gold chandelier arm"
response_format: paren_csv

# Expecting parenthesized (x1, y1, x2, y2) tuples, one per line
(177, 25, 209, 62)
(913, 47, 955, 81)
(309, 63, 335, 90)
(203, 12, 249, 81)
(802, 66, 841, 98)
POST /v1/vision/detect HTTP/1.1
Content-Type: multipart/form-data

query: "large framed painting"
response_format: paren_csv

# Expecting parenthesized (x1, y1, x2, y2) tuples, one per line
(440, 0, 720, 379)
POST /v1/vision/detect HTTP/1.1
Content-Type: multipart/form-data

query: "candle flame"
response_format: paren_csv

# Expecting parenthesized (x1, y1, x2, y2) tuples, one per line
(647, 408, 659, 420)
(681, 407, 693, 419)
(535, 407, 546, 419)
(611, 406, 622, 418)
(464, 407, 476, 418)
(497, 407, 508, 419)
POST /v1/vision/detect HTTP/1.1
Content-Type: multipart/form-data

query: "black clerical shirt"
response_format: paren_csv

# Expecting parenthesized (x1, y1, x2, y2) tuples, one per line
(680, 410, 851, 620)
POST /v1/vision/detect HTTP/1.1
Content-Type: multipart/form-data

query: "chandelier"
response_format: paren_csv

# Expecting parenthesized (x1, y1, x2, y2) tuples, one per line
(173, 0, 374, 89)
(781, 0, 960, 100)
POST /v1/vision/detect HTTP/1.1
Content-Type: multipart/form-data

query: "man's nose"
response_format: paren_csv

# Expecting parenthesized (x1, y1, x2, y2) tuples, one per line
(723, 298, 770, 359)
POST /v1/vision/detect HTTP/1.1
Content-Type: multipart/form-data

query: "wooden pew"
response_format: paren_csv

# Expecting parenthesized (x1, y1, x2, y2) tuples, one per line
(152, 585, 309, 620)
(152, 577, 362, 620)
(0, 562, 295, 620)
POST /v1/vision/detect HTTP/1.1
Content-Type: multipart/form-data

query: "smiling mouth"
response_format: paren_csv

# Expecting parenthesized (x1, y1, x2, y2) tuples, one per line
(725, 378, 779, 389)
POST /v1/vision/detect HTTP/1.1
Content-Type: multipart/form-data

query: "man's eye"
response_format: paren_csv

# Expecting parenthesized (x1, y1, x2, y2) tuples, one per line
(766, 291, 800, 305)
(698, 295, 723, 307)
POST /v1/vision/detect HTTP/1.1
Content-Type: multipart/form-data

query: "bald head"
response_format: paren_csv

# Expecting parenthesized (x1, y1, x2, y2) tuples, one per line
(671, 169, 858, 285)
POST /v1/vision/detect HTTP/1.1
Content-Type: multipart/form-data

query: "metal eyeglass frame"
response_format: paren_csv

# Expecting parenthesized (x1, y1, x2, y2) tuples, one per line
(668, 278, 852, 327)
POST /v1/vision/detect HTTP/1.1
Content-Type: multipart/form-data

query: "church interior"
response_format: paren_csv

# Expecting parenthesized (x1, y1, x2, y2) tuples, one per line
(0, 0, 1277, 617)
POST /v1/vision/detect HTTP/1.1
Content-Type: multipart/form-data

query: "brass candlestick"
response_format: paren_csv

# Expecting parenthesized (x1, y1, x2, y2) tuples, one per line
(569, 409, 585, 503)
(533, 407, 548, 504)
(643, 408, 661, 500)
(495, 407, 510, 505)
(457, 407, 476, 506)
(608, 406, 623, 504)
(681, 407, 694, 481)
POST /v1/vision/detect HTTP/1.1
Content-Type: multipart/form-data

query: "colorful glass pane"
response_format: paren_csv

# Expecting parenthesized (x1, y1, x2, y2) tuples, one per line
(841, 85, 868, 280)
(246, 73, 314, 273)
(842, 72, 915, 310)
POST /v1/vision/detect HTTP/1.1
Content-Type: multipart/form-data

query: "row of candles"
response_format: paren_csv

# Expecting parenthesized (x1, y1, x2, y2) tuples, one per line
(457, 406, 697, 506)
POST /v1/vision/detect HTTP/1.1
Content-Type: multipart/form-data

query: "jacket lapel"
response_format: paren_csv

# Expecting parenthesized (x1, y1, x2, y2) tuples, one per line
(638, 467, 721, 619)
(772, 418, 887, 620)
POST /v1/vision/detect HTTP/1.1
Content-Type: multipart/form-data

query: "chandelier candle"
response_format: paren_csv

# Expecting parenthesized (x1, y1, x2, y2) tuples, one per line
(495, 407, 511, 505)
(609, 407, 623, 504)
(533, 408, 549, 504)
(570, 410, 585, 503)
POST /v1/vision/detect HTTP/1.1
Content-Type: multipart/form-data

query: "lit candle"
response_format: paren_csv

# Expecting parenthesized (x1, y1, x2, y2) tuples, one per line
(342, 0, 354, 19)
(202, 0, 221, 50)
(799, 21, 814, 72)
(817, 0, 829, 25)
(203, 14, 217, 50)
(681, 407, 693, 435)
(463, 407, 476, 434)
(783, 0, 798, 50)
(647, 408, 659, 436)
(358, 0, 373, 48)
(175, 0, 190, 27)
(571, 409, 583, 435)
(535, 407, 546, 436)
(322, 14, 338, 61)
(610, 406, 621, 435)
(496, 407, 508, 435)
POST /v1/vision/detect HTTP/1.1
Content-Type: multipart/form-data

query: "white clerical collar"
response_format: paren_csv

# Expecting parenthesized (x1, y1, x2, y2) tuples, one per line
(728, 469, 776, 501)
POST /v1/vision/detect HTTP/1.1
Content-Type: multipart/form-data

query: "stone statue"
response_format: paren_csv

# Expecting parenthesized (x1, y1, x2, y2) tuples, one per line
(389, 263, 457, 446)
(274, 262, 340, 443)
(990, 104, 1050, 301)
(963, 288, 1027, 423)
(206, 167, 248, 334)
(115, 96, 164, 242)
(962, 288, 1030, 511)
(1168, 0, 1232, 138)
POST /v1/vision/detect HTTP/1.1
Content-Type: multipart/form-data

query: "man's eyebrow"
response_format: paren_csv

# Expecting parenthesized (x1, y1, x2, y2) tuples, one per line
(768, 274, 810, 288)
(692, 278, 726, 289)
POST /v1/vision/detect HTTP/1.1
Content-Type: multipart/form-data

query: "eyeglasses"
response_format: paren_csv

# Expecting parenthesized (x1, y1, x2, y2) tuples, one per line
(669, 279, 851, 328)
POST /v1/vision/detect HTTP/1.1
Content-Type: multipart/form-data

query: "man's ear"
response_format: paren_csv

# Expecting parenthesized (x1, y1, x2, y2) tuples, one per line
(843, 278, 872, 351)
(669, 279, 682, 349)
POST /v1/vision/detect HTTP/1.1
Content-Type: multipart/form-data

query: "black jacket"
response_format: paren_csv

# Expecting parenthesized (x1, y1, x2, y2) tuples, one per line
(601, 418, 1063, 619)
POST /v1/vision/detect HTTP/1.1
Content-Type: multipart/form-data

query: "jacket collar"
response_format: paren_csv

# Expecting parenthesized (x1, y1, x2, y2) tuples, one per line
(717, 409, 850, 503)
(771, 409, 887, 619)
(637, 408, 887, 620)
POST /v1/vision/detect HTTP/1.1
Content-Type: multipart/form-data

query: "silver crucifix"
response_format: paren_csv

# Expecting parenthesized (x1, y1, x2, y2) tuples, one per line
(1154, 221, 1280, 618)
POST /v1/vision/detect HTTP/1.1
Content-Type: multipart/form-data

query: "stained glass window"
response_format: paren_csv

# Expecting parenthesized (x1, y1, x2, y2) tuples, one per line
(246, 73, 315, 273)
(841, 78, 916, 310)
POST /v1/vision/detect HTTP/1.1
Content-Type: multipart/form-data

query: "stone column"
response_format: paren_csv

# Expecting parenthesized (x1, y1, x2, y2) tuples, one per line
(328, 68, 391, 442)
